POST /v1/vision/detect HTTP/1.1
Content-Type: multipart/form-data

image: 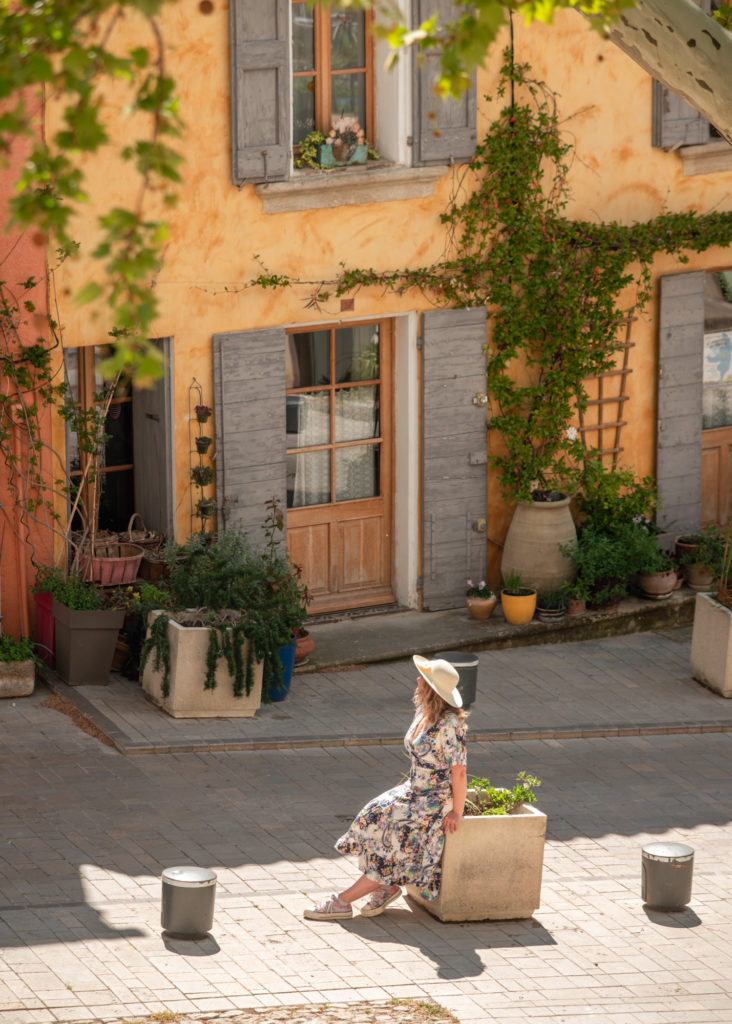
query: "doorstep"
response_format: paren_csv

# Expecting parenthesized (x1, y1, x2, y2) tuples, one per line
(301, 590, 696, 672)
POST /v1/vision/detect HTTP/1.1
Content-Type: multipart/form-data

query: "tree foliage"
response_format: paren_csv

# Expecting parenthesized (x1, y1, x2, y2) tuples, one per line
(0, 0, 183, 380)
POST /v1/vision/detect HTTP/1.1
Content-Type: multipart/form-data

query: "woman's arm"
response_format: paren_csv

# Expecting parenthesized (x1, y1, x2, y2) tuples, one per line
(443, 764, 467, 834)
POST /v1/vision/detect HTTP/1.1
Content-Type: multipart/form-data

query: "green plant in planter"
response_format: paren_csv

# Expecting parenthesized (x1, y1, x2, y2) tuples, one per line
(0, 634, 36, 663)
(293, 129, 328, 169)
(191, 464, 215, 487)
(678, 524, 726, 576)
(632, 528, 675, 575)
(575, 461, 658, 534)
(502, 570, 533, 596)
(464, 772, 541, 816)
(560, 525, 639, 607)
(33, 566, 103, 610)
(536, 588, 567, 611)
(140, 499, 309, 701)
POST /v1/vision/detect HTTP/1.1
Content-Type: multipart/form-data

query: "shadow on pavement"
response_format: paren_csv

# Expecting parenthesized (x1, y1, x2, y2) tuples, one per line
(345, 905, 555, 979)
(642, 905, 703, 928)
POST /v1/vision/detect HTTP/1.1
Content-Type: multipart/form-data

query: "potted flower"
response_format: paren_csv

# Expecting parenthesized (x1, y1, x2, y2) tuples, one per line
(318, 115, 369, 167)
(194, 404, 212, 424)
(0, 634, 36, 699)
(500, 571, 537, 625)
(195, 435, 212, 455)
(465, 578, 497, 620)
(407, 772, 546, 922)
(191, 464, 215, 488)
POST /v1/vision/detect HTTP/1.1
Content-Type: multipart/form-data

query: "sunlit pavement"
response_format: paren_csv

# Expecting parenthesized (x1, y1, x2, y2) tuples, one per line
(2, 629, 732, 1024)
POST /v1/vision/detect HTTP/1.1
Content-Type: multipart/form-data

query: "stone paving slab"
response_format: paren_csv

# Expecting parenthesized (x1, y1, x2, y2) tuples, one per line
(37, 627, 732, 755)
(2, 686, 732, 1024)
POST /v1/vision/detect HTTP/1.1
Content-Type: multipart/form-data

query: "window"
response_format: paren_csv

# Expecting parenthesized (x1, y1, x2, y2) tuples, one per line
(285, 323, 383, 508)
(65, 346, 135, 533)
(291, 2, 373, 147)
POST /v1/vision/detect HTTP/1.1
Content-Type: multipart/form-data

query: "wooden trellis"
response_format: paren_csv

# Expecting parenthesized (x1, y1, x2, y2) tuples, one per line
(578, 313, 636, 468)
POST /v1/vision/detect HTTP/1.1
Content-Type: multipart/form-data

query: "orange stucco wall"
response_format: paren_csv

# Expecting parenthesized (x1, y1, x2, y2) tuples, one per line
(49, 6, 732, 584)
(0, 130, 53, 639)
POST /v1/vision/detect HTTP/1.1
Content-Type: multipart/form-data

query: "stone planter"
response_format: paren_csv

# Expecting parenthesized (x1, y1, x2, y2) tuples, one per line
(0, 659, 35, 699)
(53, 601, 125, 685)
(142, 613, 263, 718)
(501, 496, 576, 593)
(690, 591, 732, 698)
(407, 801, 546, 922)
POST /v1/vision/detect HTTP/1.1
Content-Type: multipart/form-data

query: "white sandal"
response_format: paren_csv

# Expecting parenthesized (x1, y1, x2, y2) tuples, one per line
(303, 894, 353, 921)
(360, 883, 402, 917)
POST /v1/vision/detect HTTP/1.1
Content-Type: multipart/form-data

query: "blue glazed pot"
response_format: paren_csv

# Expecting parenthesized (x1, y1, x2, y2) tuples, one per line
(318, 143, 368, 168)
(268, 636, 296, 702)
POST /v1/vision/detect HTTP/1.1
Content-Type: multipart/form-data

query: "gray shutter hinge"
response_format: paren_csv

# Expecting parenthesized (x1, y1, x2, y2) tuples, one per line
(416, 333, 424, 351)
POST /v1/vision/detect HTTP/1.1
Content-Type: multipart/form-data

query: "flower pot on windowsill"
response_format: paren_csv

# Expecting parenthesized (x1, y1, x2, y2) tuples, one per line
(318, 142, 368, 167)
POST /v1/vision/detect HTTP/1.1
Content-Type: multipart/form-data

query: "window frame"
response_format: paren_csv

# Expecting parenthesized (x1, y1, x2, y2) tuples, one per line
(291, 1, 374, 147)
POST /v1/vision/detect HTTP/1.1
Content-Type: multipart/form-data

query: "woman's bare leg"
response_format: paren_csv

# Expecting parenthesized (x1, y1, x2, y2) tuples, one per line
(338, 874, 382, 904)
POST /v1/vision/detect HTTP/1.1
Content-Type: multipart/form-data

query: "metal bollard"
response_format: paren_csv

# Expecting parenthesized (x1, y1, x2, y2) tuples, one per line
(437, 651, 479, 708)
(161, 866, 217, 938)
(642, 842, 694, 911)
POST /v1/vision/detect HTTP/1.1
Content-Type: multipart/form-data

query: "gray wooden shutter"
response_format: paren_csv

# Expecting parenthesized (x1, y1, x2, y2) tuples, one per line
(657, 272, 705, 541)
(132, 338, 175, 538)
(421, 306, 487, 610)
(411, 0, 477, 166)
(212, 327, 287, 537)
(651, 0, 712, 149)
(230, 0, 290, 184)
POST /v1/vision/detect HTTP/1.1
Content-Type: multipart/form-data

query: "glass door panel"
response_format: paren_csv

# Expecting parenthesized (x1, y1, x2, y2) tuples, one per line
(335, 385, 379, 441)
(336, 444, 379, 502)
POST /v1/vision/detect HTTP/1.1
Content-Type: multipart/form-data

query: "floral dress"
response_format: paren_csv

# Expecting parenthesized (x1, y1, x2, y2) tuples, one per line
(334, 709, 467, 901)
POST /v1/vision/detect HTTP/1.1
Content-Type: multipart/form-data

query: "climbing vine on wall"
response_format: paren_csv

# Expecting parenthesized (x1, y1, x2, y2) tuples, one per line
(251, 51, 732, 503)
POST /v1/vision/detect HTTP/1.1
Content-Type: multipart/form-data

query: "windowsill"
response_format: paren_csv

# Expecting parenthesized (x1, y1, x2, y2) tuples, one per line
(254, 162, 447, 214)
(679, 140, 732, 176)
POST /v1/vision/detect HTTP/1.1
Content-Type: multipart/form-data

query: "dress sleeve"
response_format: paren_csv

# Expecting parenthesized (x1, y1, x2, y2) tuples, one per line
(435, 714, 467, 768)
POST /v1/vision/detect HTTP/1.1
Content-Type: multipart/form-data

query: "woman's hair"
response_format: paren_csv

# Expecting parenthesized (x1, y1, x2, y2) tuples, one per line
(413, 678, 467, 726)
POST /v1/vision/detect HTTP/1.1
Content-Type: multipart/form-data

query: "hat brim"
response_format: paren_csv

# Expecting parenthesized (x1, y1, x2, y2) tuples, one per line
(413, 655, 463, 709)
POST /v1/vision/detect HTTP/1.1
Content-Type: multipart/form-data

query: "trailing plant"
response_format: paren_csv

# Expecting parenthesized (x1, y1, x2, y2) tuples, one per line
(464, 771, 541, 816)
(251, 53, 732, 502)
(140, 501, 309, 701)
(294, 130, 328, 170)
(0, 634, 36, 663)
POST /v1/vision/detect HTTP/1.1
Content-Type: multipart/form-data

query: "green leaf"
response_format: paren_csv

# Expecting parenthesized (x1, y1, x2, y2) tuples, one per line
(76, 281, 103, 304)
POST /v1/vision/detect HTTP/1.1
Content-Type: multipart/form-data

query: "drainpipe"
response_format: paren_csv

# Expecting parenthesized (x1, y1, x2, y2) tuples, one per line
(11, 420, 30, 637)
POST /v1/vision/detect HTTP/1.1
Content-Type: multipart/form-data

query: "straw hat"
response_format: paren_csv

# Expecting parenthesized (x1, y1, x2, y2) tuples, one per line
(412, 655, 462, 708)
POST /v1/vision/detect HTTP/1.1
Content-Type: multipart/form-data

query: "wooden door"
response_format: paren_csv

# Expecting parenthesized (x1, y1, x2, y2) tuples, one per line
(285, 320, 393, 613)
(702, 426, 732, 525)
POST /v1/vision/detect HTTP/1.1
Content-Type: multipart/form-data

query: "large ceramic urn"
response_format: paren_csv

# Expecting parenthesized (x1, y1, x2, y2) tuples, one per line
(500, 495, 577, 593)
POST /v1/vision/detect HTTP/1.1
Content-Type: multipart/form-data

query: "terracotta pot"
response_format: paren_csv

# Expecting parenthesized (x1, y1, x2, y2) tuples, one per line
(294, 628, 314, 665)
(567, 597, 586, 616)
(501, 496, 577, 593)
(466, 595, 498, 620)
(686, 562, 715, 591)
(638, 569, 678, 600)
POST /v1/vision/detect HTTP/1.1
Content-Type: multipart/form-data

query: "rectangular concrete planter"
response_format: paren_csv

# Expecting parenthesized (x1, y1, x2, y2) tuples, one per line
(0, 659, 35, 699)
(691, 591, 732, 697)
(53, 601, 125, 685)
(407, 801, 547, 922)
(142, 613, 263, 718)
